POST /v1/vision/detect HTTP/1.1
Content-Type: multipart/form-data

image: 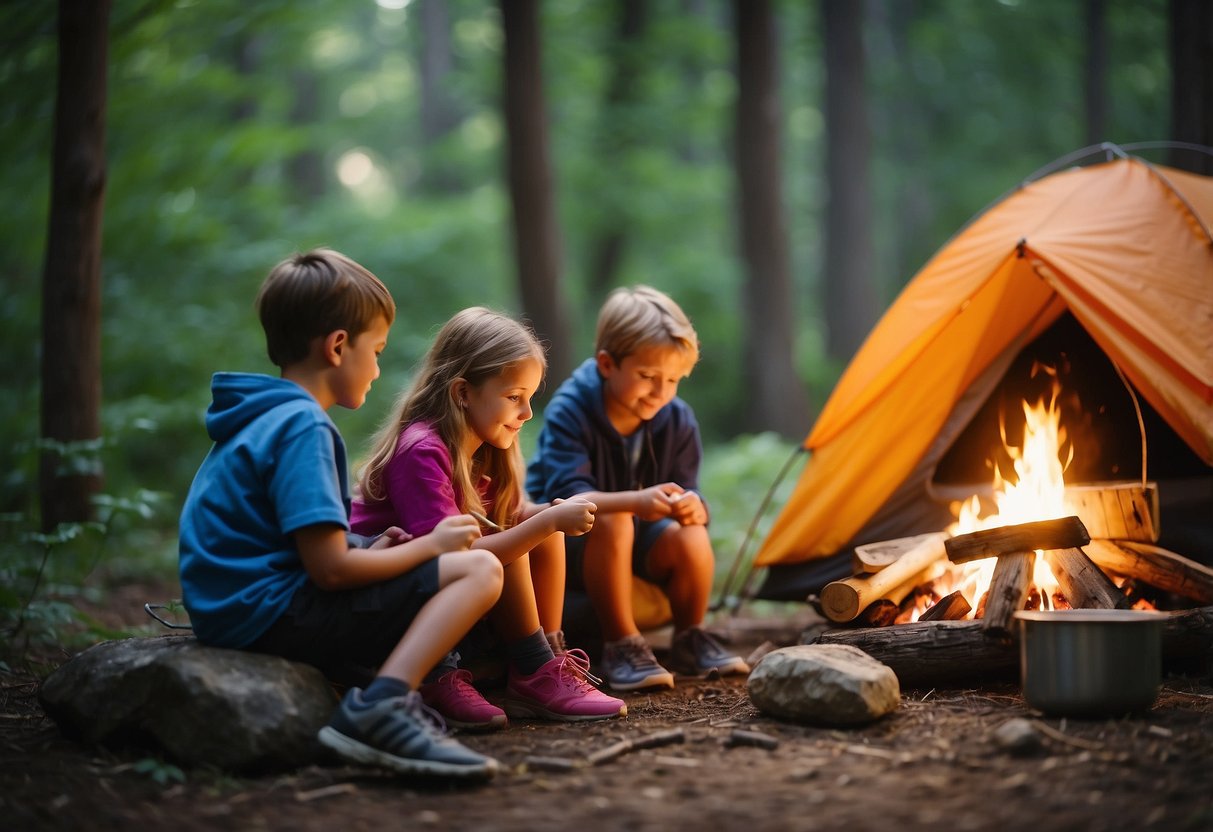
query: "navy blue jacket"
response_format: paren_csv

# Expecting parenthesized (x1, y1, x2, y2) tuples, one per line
(526, 358, 705, 505)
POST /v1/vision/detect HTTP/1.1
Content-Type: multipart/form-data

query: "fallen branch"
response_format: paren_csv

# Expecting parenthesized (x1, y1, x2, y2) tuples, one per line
(586, 728, 686, 766)
(725, 729, 779, 750)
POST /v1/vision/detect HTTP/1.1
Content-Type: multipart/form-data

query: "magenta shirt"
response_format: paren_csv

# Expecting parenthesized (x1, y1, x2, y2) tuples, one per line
(350, 421, 495, 538)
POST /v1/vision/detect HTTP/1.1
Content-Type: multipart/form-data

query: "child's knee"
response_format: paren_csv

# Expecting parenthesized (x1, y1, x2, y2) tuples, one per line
(471, 549, 505, 589)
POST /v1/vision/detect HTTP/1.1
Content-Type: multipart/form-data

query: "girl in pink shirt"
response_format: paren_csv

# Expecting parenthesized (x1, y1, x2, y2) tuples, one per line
(352, 308, 625, 727)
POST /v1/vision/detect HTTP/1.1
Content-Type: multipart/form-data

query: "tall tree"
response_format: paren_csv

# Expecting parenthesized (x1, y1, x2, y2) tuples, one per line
(417, 0, 463, 193)
(1083, 0, 1108, 145)
(586, 0, 648, 298)
(1168, 0, 1213, 174)
(733, 0, 809, 438)
(40, 0, 111, 530)
(500, 0, 573, 382)
(821, 0, 877, 363)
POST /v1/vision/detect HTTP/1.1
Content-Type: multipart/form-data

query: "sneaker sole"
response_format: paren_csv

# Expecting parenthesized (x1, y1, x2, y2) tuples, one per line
(606, 671, 676, 692)
(317, 726, 499, 779)
(502, 697, 627, 722)
(671, 660, 751, 678)
(443, 713, 509, 732)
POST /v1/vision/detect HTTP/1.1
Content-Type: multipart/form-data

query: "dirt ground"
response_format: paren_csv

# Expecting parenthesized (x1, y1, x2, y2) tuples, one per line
(3, 588, 1213, 832)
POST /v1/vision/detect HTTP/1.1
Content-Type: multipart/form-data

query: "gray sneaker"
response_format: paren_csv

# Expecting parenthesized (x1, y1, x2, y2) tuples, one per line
(668, 627, 751, 677)
(601, 635, 675, 691)
(318, 688, 499, 779)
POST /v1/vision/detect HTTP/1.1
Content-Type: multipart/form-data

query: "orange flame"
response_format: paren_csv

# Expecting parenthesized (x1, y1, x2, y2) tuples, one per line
(931, 376, 1073, 618)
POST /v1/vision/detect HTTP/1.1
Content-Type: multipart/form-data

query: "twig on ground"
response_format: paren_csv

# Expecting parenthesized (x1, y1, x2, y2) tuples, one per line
(586, 728, 685, 766)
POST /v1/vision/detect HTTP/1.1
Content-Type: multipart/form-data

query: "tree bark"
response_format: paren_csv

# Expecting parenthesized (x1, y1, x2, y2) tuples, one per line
(500, 0, 573, 383)
(1168, 0, 1213, 174)
(821, 0, 878, 363)
(587, 0, 647, 298)
(417, 0, 463, 193)
(1083, 0, 1108, 145)
(733, 0, 809, 438)
(40, 0, 111, 530)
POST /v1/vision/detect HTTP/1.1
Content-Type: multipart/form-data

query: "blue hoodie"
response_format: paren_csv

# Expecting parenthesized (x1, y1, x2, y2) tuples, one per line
(178, 373, 351, 648)
(526, 358, 704, 503)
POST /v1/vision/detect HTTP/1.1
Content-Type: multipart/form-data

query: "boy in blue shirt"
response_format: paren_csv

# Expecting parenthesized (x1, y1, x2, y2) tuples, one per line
(179, 249, 502, 779)
(525, 286, 749, 691)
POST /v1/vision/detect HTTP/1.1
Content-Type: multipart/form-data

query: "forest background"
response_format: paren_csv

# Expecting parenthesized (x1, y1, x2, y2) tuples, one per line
(0, 0, 1203, 658)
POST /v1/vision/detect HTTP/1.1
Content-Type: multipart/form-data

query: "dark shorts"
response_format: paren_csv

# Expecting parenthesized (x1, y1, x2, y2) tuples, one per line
(564, 517, 676, 591)
(247, 559, 441, 688)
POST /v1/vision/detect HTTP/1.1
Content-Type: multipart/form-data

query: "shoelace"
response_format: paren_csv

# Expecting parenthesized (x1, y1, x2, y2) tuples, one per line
(443, 669, 491, 704)
(394, 690, 450, 736)
(616, 638, 662, 671)
(557, 647, 605, 688)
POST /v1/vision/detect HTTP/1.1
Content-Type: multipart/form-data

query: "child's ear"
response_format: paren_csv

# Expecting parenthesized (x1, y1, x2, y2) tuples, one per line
(324, 330, 348, 365)
(449, 377, 469, 409)
(595, 350, 615, 376)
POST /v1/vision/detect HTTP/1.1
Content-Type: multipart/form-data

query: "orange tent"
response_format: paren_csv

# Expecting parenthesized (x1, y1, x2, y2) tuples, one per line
(753, 152, 1213, 596)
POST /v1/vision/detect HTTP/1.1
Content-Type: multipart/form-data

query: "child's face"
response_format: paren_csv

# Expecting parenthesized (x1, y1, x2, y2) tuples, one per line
(597, 344, 691, 433)
(333, 315, 389, 410)
(463, 356, 543, 452)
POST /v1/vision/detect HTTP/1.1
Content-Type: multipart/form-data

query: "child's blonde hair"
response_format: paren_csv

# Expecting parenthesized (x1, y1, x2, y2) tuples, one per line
(594, 285, 700, 366)
(256, 248, 395, 368)
(358, 307, 546, 528)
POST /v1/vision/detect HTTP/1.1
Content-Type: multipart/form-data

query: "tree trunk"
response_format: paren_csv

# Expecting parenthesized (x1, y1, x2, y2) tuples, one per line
(286, 69, 325, 201)
(500, 0, 573, 383)
(587, 0, 647, 299)
(40, 0, 111, 530)
(1168, 0, 1213, 174)
(732, 0, 809, 438)
(417, 0, 463, 193)
(1083, 0, 1108, 145)
(821, 0, 878, 363)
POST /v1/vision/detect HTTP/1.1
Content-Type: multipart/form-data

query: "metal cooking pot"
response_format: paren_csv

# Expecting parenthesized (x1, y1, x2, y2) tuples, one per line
(1013, 609, 1166, 718)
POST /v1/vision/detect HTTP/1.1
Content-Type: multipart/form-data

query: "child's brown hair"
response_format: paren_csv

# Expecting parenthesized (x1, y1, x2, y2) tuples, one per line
(256, 248, 396, 368)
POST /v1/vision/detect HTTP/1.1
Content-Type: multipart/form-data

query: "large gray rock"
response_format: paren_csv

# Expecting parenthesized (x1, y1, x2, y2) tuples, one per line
(39, 636, 338, 773)
(747, 644, 900, 726)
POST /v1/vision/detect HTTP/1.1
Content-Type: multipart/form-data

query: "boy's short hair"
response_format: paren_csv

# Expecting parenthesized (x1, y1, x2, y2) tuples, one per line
(594, 285, 699, 365)
(256, 248, 396, 368)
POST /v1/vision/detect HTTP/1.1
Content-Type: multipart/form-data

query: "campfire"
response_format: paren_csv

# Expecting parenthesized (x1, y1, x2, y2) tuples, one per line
(811, 376, 1213, 685)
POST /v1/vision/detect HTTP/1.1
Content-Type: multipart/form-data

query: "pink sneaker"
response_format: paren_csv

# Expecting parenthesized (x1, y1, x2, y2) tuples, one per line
(419, 669, 507, 731)
(504, 649, 628, 722)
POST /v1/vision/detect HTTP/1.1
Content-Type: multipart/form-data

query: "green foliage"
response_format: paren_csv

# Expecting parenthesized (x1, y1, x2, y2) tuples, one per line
(0, 1, 1172, 633)
(131, 756, 187, 786)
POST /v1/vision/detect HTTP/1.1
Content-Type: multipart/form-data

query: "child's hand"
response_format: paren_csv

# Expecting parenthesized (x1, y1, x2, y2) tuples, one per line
(635, 484, 681, 520)
(370, 526, 413, 549)
(548, 496, 597, 536)
(431, 514, 482, 552)
(667, 489, 707, 526)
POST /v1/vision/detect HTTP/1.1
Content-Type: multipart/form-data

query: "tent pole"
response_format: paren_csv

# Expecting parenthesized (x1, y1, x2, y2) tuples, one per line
(711, 444, 808, 613)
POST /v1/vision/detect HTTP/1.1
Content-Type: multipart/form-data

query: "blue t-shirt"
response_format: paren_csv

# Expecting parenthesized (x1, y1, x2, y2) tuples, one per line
(178, 373, 351, 648)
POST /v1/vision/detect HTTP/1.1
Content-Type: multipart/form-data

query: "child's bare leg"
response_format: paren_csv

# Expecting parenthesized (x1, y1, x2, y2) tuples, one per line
(528, 534, 566, 634)
(647, 523, 714, 632)
(490, 553, 542, 641)
(581, 512, 638, 641)
(377, 549, 503, 687)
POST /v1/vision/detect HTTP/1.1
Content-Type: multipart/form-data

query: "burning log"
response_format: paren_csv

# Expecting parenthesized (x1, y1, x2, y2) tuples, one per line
(919, 590, 972, 622)
(1083, 540, 1213, 605)
(944, 516, 1090, 564)
(815, 605, 1213, 688)
(820, 534, 947, 622)
(858, 599, 900, 627)
(979, 551, 1034, 637)
(1041, 547, 1132, 610)
(1062, 482, 1159, 543)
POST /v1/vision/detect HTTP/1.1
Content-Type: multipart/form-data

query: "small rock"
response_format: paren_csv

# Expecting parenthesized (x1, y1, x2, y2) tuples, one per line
(746, 644, 899, 726)
(992, 718, 1043, 756)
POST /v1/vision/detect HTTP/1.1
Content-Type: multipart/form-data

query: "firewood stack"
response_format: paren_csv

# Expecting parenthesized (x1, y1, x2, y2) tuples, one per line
(808, 482, 1213, 686)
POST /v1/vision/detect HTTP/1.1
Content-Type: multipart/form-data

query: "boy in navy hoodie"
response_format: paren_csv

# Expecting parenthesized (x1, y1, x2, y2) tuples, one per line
(525, 286, 749, 691)
(179, 249, 502, 779)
